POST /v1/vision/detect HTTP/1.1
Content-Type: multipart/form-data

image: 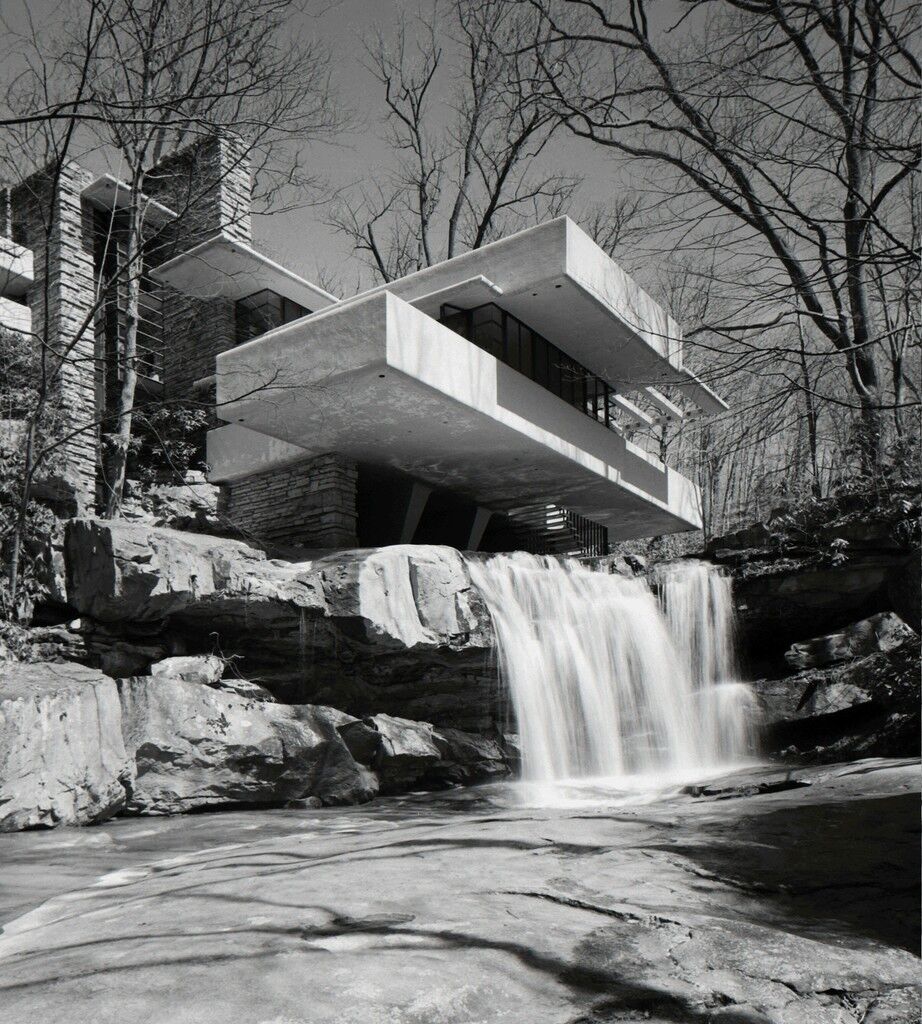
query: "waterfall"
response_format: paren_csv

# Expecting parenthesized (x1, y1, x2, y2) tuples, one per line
(468, 553, 756, 791)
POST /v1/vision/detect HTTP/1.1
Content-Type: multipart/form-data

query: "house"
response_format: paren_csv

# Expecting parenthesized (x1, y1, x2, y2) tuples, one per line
(0, 136, 726, 553)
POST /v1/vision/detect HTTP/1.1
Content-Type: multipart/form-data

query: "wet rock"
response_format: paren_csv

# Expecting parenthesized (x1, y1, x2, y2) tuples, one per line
(117, 675, 376, 814)
(784, 612, 915, 670)
(340, 714, 510, 791)
(338, 718, 384, 765)
(364, 714, 442, 793)
(0, 662, 134, 831)
(431, 727, 509, 784)
(753, 636, 920, 762)
(149, 654, 224, 686)
(733, 555, 905, 661)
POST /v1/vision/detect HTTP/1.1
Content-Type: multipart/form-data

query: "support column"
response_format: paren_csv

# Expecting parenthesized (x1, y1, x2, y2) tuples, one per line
(466, 507, 492, 552)
(400, 482, 432, 544)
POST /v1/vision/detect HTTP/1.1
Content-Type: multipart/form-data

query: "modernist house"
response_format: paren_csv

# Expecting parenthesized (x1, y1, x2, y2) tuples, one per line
(0, 136, 726, 556)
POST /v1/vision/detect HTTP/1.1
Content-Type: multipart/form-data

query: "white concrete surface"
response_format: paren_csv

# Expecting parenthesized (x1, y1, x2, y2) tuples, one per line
(211, 291, 703, 538)
(82, 175, 176, 226)
(0, 296, 31, 334)
(0, 238, 34, 299)
(151, 234, 338, 310)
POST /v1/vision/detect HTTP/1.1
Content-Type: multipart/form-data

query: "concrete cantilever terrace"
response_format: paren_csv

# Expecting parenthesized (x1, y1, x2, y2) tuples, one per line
(208, 217, 726, 541)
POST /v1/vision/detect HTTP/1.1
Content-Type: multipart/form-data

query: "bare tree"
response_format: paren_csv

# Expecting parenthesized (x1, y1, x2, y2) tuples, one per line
(53, 0, 340, 517)
(331, 0, 579, 281)
(525, 0, 920, 472)
(0, 0, 341, 610)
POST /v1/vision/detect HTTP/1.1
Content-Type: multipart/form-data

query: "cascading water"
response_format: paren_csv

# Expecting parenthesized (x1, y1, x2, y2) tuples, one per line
(655, 560, 758, 766)
(468, 553, 757, 796)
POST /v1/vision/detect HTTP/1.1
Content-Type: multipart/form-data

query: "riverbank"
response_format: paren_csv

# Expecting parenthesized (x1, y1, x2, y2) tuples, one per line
(0, 757, 918, 1024)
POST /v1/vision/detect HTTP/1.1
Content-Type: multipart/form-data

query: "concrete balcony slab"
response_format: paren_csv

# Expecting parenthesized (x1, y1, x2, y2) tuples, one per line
(211, 291, 702, 540)
(151, 234, 338, 311)
(0, 238, 34, 299)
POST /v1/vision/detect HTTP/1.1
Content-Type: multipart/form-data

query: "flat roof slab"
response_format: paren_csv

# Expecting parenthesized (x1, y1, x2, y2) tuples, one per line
(151, 235, 338, 311)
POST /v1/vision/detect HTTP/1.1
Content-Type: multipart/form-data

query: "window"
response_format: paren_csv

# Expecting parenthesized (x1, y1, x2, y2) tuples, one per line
(438, 301, 622, 437)
(235, 289, 310, 344)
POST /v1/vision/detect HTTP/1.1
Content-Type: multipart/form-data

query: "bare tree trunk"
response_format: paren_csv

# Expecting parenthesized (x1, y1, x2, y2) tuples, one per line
(103, 188, 141, 517)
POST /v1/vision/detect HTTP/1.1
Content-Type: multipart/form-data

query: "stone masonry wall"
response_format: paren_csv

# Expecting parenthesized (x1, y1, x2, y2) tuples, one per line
(149, 134, 254, 399)
(161, 294, 236, 399)
(218, 455, 358, 549)
(147, 134, 253, 257)
(12, 162, 98, 513)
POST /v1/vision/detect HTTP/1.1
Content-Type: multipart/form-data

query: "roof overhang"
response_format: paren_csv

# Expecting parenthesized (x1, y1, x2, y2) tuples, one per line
(296, 217, 725, 417)
(82, 174, 176, 226)
(674, 370, 729, 416)
(210, 291, 702, 540)
(150, 234, 337, 311)
(0, 239, 34, 298)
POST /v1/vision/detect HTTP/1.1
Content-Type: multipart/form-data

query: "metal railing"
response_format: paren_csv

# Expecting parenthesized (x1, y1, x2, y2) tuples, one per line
(508, 504, 610, 557)
(439, 301, 621, 434)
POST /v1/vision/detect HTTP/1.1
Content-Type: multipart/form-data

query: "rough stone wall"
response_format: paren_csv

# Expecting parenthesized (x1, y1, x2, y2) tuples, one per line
(161, 293, 236, 398)
(12, 162, 99, 513)
(218, 454, 358, 548)
(146, 134, 253, 258)
(148, 135, 254, 398)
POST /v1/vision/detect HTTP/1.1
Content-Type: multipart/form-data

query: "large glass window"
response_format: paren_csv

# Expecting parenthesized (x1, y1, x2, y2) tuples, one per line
(439, 301, 622, 436)
(235, 289, 310, 344)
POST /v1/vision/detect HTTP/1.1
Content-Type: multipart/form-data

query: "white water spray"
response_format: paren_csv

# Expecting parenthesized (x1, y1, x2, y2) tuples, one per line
(468, 553, 757, 793)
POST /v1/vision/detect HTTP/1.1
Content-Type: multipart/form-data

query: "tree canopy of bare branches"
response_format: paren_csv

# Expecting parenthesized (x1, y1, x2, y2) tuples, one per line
(331, 0, 579, 281)
(0, 0, 342, 606)
(526, 0, 920, 470)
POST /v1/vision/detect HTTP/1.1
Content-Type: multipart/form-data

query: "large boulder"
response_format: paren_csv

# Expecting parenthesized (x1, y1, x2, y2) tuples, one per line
(0, 662, 134, 831)
(65, 519, 324, 624)
(65, 521, 496, 730)
(339, 713, 510, 792)
(118, 675, 377, 813)
(784, 612, 915, 670)
(149, 654, 225, 686)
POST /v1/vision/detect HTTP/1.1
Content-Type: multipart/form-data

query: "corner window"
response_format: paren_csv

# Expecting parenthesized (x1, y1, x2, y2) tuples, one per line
(235, 289, 310, 344)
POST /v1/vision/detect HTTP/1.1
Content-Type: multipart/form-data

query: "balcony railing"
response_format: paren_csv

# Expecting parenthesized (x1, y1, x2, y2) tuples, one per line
(439, 302, 621, 434)
(235, 289, 310, 345)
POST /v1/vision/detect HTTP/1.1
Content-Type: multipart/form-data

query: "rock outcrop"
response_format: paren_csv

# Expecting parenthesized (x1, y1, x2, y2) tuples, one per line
(118, 675, 379, 814)
(752, 633, 920, 762)
(783, 611, 914, 670)
(65, 520, 497, 730)
(710, 488, 920, 669)
(700, 491, 920, 762)
(0, 662, 134, 832)
(339, 713, 510, 793)
(149, 654, 225, 686)
(0, 654, 511, 831)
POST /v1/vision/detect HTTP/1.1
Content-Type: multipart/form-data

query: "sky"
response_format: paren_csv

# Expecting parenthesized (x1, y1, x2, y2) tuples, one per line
(1, 0, 626, 292)
(251, 0, 621, 292)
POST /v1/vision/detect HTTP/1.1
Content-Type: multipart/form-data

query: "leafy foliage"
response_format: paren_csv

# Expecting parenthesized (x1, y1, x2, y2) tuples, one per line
(0, 328, 60, 621)
(127, 403, 210, 484)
